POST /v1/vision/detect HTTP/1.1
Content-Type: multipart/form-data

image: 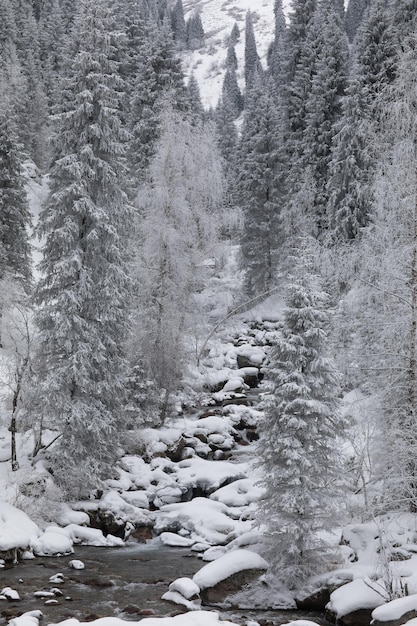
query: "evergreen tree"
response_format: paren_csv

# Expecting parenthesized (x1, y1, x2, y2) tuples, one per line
(226, 44, 237, 69)
(268, 0, 287, 89)
(285, 0, 348, 237)
(244, 11, 262, 92)
(0, 107, 32, 288)
(236, 75, 286, 295)
(12, 0, 48, 166)
(38, 0, 64, 108)
(186, 11, 205, 50)
(171, 0, 186, 47)
(327, 0, 397, 241)
(229, 22, 240, 46)
(34, 0, 131, 497)
(221, 62, 243, 119)
(128, 20, 188, 186)
(258, 247, 344, 585)
(187, 73, 204, 120)
(345, 0, 370, 42)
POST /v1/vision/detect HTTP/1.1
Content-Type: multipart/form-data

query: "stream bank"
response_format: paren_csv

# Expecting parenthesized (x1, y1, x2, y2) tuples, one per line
(0, 542, 333, 626)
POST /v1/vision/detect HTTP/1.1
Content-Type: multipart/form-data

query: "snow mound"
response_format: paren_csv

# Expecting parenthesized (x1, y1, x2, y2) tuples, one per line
(326, 578, 386, 618)
(372, 594, 417, 622)
(0, 503, 40, 552)
(8, 610, 240, 626)
(193, 549, 268, 590)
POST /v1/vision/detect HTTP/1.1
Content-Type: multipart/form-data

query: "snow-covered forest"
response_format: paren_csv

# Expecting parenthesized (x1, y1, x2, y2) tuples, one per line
(3, 0, 417, 625)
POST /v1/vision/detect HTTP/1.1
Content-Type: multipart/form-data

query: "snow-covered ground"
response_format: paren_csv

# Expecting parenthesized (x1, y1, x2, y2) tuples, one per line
(181, 0, 292, 109)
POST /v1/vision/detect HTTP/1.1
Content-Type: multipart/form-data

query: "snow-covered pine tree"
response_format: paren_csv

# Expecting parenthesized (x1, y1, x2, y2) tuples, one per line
(34, 0, 131, 497)
(0, 108, 32, 289)
(244, 11, 262, 92)
(12, 0, 48, 167)
(226, 45, 237, 69)
(285, 0, 348, 238)
(187, 73, 204, 120)
(38, 0, 65, 109)
(128, 18, 188, 186)
(258, 244, 344, 585)
(186, 11, 205, 50)
(171, 0, 186, 47)
(326, 0, 397, 242)
(215, 98, 238, 189)
(221, 61, 243, 119)
(345, 0, 370, 42)
(133, 105, 224, 421)
(268, 0, 287, 90)
(229, 22, 240, 46)
(236, 74, 286, 296)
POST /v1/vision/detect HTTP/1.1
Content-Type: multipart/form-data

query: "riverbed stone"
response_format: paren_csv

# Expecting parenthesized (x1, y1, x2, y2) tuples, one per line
(200, 568, 266, 605)
(325, 607, 372, 626)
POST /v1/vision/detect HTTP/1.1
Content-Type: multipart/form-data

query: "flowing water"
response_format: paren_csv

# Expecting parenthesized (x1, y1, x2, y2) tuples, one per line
(0, 542, 333, 626)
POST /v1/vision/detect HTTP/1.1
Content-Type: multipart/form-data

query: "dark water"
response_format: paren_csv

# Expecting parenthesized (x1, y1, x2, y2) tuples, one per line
(0, 543, 333, 626)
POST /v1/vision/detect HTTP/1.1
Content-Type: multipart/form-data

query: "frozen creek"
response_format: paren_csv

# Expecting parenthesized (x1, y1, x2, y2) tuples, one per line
(0, 543, 332, 626)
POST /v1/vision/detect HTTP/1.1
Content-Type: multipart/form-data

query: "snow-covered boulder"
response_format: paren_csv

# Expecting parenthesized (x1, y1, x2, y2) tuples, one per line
(372, 594, 417, 626)
(193, 549, 268, 605)
(326, 578, 386, 626)
(0, 503, 40, 555)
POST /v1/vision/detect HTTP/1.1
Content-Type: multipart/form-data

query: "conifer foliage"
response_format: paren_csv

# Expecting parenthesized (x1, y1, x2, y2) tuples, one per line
(34, 0, 131, 496)
(258, 248, 344, 584)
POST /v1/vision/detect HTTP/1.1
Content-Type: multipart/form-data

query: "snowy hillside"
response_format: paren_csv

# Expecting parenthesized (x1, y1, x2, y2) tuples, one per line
(181, 0, 291, 109)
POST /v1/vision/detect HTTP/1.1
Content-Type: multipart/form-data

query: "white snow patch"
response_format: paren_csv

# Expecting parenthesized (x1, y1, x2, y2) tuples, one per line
(372, 594, 417, 622)
(193, 549, 268, 590)
(326, 578, 386, 618)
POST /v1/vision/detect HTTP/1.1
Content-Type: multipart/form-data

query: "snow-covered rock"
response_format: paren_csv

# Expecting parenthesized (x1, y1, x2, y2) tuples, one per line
(7, 610, 240, 626)
(372, 594, 417, 625)
(326, 578, 386, 622)
(193, 549, 268, 590)
(0, 503, 40, 552)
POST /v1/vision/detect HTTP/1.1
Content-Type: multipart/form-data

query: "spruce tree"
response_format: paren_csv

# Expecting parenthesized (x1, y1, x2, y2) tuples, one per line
(0, 107, 32, 288)
(244, 11, 262, 92)
(221, 62, 243, 119)
(345, 0, 370, 42)
(268, 0, 287, 90)
(258, 247, 344, 585)
(128, 19, 188, 186)
(327, 0, 397, 242)
(34, 0, 131, 497)
(171, 0, 186, 47)
(285, 0, 348, 237)
(186, 11, 205, 50)
(236, 75, 286, 296)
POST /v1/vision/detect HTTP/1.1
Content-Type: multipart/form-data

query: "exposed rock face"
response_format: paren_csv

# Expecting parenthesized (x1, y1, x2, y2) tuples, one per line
(295, 587, 331, 611)
(199, 569, 266, 605)
(325, 608, 372, 626)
